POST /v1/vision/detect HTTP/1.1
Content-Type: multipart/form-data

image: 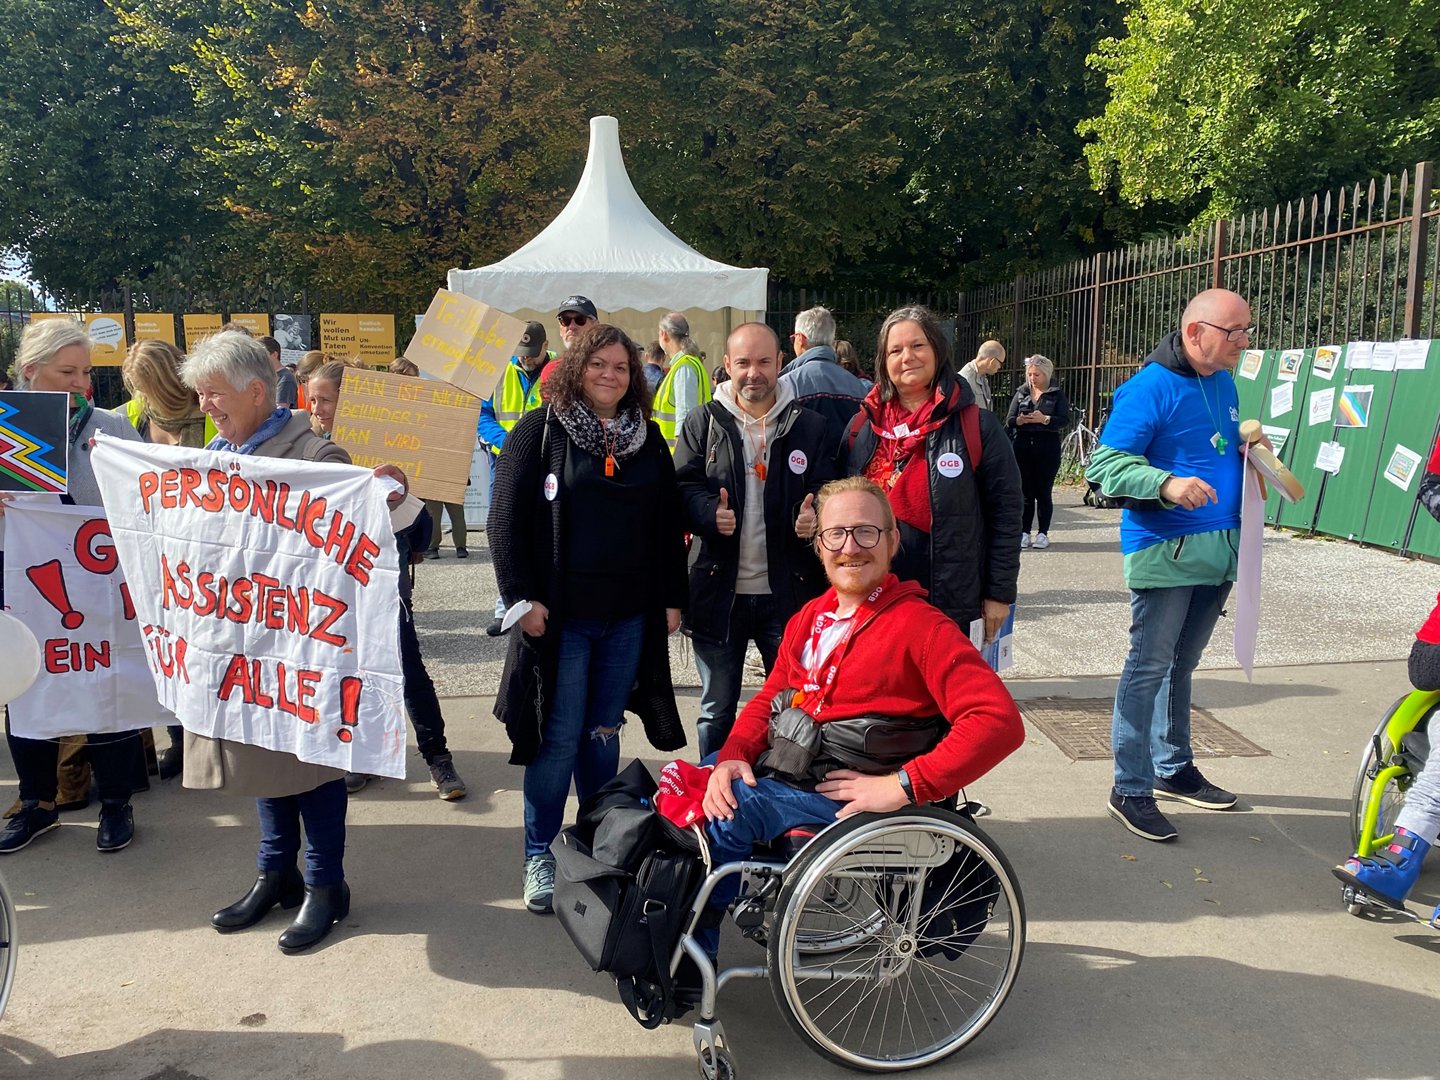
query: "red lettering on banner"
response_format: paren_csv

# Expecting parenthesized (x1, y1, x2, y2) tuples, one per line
(141, 624, 191, 683)
(136, 467, 387, 587)
(43, 638, 111, 673)
(119, 582, 135, 621)
(156, 556, 351, 648)
(74, 519, 119, 575)
(217, 653, 322, 722)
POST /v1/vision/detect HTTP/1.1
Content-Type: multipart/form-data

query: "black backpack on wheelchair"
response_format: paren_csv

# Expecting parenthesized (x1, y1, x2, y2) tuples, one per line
(551, 761, 705, 1029)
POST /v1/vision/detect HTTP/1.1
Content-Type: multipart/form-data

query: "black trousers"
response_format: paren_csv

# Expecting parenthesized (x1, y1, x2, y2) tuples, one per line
(400, 600, 448, 762)
(5, 712, 136, 804)
(1014, 435, 1062, 535)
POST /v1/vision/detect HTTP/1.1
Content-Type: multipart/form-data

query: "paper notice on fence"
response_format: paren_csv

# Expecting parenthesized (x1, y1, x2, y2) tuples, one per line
(1336, 385, 1372, 428)
(1383, 444, 1423, 491)
(3, 502, 168, 737)
(1238, 350, 1264, 380)
(1308, 387, 1334, 426)
(1371, 342, 1398, 372)
(1277, 349, 1304, 381)
(89, 434, 408, 778)
(1315, 441, 1345, 475)
(331, 367, 482, 504)
(1346, 342, 1375, 369)
(1313, 346, 1341, 380)
(1396, 339, 1430, 371)
(1261, 425, 1290, 456)
(1270, 382, 1294, 418)
(405, 289, 527, 402)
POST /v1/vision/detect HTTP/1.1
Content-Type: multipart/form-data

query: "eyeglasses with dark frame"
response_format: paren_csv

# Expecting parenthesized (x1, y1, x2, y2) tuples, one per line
(1196, 320, 1256, 343)
(816, 524, 891, 551)
(559, 314, 593, 328)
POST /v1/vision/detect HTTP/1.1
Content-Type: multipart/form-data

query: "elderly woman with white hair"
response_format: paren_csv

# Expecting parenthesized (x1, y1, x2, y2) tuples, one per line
(182, 330, 405, 953)
(1004, 354, 1071, 549)
(0, 318, 143, 856)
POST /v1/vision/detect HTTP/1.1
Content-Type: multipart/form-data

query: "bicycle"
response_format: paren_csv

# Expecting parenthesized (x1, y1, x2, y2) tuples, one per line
(1058, 410, 1101, 486)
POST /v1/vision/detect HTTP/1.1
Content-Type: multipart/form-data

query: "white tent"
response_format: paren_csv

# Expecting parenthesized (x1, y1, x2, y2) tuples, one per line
(447, 115, 768, 360)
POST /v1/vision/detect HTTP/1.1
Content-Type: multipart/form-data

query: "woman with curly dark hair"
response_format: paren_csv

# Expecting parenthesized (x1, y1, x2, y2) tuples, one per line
(488, 323, 688, 915)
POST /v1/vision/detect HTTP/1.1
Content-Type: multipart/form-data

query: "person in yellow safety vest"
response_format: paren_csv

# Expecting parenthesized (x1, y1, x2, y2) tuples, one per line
(480, 319, 554, 636)
(654, 310, 712, 452)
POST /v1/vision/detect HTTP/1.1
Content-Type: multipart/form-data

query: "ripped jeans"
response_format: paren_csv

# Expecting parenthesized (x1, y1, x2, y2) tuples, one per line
(523, 613, 645, 858)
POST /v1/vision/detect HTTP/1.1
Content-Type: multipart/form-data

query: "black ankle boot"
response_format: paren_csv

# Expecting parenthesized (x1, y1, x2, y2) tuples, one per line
(278, 881, 350, 954)
(212, 868, 304, 932)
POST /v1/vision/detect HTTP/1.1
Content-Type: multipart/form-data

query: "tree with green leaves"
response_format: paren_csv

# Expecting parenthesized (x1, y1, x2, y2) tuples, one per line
(1081, 0, 1440, 218)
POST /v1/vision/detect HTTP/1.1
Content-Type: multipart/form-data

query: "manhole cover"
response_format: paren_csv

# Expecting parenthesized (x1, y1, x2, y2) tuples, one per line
(1019, 697, 1269, 762)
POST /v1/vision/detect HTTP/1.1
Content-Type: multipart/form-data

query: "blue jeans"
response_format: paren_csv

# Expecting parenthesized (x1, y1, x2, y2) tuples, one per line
(693, 594, 785, 758)
(523, 614, 645, 857)
(256, 778, 348, 886)
(1111, 582, 1233, 796)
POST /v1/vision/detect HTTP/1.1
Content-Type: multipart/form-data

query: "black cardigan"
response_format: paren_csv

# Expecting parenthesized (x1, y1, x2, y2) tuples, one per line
(488, 406, 688, 764)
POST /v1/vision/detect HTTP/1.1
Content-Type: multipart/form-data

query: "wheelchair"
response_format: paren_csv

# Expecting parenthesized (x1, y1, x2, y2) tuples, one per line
(1348, 690, 1437, 859)
(673, 803, 1025, 1079)
(0, 871, 14, 1023)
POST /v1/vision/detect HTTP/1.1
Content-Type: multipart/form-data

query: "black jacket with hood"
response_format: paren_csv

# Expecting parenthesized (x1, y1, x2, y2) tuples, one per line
(674, 387, 834, 645)
(843, 370, 1023, 629)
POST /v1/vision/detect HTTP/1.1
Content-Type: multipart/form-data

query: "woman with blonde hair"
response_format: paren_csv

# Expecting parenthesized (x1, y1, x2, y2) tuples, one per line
(1004, 354, 1070, 549)
(122, 340, 215, 447)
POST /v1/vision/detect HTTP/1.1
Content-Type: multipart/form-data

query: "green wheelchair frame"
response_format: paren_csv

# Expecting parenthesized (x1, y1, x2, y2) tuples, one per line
(1350, 689, 1438, 857)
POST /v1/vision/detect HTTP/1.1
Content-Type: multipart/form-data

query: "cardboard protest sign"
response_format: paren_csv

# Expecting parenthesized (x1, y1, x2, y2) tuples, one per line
(133, 312, 178, 344)
(183, 313, 224, 347)
(0, 391, 68, 493)
(321, 314, 396, 366)
(90, 435, 408, 778)
(229, 313, 270, 337)
(4, 501, 168, 736)
(406, 289, 526, 401)
(84, 313, 128, 366)
(331, 368, 481, 504)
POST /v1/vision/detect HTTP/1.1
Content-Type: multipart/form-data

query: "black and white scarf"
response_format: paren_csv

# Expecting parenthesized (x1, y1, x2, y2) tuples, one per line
(553, 399, 648, 462)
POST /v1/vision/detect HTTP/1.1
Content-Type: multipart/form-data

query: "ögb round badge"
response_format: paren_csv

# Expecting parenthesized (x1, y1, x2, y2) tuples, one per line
(543, 473, 559, 501)
(788, 449, 808, 474)
(937, 452, 965, 478)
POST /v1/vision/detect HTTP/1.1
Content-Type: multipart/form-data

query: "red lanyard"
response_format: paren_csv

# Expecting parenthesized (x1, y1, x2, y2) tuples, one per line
(797, 583, 885, 717)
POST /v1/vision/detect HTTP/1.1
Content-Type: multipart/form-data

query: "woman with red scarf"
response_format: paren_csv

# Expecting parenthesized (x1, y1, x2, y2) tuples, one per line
(844, 305, 1022, 641)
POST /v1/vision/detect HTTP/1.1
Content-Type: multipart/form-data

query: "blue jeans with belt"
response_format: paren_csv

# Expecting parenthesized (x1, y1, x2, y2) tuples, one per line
(1111, 582, 1232, 796)
(523, 614, 645, 858)
(256, 778, 348, 885)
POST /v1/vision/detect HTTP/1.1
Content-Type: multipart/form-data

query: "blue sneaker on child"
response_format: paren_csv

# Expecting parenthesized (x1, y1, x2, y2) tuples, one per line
(1332, 827, 1431, 908)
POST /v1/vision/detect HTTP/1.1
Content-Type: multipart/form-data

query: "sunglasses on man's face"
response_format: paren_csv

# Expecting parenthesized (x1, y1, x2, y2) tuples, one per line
(559, 314, 593, 328)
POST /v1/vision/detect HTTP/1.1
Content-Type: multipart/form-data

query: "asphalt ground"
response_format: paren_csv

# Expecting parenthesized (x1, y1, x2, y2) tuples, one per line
(2, 489, 1439, 1079)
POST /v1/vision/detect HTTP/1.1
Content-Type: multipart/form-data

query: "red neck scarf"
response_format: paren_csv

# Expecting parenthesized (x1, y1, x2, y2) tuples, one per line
(860, 384, 958, 533)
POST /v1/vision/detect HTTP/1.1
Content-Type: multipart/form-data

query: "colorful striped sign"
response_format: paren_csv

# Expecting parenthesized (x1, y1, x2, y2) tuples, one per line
(0, 391, 68, 493)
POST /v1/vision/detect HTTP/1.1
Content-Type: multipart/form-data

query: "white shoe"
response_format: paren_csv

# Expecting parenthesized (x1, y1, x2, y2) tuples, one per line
(1020, 534, 1032, 550)
(1034, 533, 1050, 550)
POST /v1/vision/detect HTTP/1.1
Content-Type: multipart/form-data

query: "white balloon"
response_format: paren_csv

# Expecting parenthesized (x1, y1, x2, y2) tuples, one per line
(0, 612, 41, 706)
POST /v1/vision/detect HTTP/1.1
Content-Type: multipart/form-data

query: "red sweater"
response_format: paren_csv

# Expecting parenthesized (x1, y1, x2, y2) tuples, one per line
(717, 576, 1025, 804)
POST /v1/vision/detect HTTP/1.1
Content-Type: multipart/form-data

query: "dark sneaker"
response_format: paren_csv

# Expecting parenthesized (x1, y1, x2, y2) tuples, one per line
(1107, 791, 1179, 842)
(485, 618, 506, 637)
(523, 854, 555, 914)
(455, 548, 469, 559)
(96, 801, 135, 853)
(158, 742, 184, 781)
(0, 801, 60, 854)
(1154, 764, 1237, 810)
(428, 754, 467, 801)
(344, 772, 369, 794)
(425, 550, 441, 560)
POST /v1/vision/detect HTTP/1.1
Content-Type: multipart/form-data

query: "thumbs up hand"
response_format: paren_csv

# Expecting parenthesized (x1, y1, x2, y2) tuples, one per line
(715, 487, 737, 536)
(795, 492, 818, 538)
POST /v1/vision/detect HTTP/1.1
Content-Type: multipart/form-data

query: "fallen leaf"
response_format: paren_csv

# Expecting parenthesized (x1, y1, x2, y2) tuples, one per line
(1248, 836, 1263, 843)
(239, 1013, 267, 1028)
(1121, 854, 1137, 862)
(1203, 898, 1219, 905)
(120, 981, 134, 987)
(1193, 867, 1203, 874)
(1161, 880, 1173, 888)
(1195, 876, 1212, 883)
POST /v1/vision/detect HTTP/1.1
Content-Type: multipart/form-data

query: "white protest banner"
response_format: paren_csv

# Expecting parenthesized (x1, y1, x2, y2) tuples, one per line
(4, 502, 168, 737)
(90, 435, 407, 778)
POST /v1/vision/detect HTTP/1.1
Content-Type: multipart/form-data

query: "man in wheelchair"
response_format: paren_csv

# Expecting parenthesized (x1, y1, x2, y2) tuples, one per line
(700, 476, 1025, 926)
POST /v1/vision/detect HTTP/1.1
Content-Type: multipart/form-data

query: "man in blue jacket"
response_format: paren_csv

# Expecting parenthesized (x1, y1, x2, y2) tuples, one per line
(779, 306, 869, 464)
(1087, 288, 1254, 842)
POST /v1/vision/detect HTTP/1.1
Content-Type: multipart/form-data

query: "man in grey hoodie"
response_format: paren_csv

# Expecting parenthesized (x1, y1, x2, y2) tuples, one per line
(675, 323, 835, 757)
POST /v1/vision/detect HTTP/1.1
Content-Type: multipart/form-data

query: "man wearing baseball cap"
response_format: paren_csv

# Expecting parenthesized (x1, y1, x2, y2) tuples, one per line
(555, 295, 598, 349)
(478, 319, 555, 634)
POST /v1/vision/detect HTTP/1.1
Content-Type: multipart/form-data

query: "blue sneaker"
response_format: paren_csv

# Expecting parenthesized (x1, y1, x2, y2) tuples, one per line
(1332, 828, 1431, 908)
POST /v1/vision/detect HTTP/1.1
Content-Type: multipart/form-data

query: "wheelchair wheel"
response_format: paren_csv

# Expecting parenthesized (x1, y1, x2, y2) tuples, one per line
(1349, 695, 1435, 855)
(0, 873, 16, 1023)
(767, 809, 1024, 1072)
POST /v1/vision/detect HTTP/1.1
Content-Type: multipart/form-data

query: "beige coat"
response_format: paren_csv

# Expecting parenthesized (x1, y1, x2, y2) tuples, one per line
(183, 413, 355, 798)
